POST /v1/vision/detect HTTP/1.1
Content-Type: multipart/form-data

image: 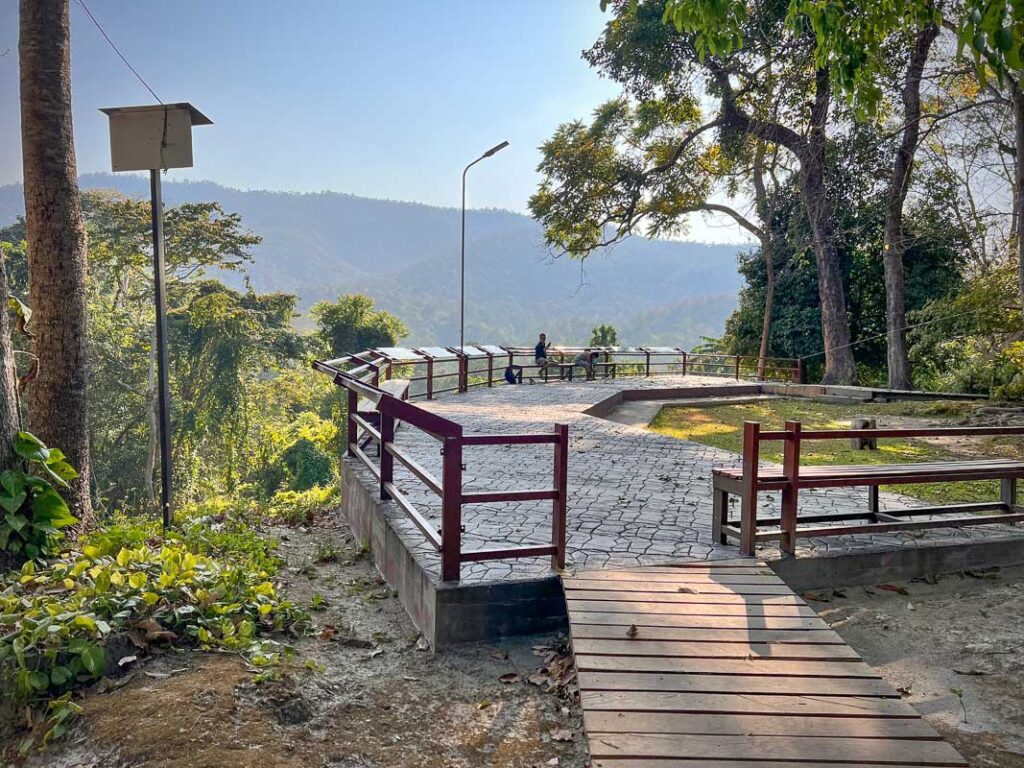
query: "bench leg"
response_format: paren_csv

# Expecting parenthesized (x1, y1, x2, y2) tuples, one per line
(1001, 478, 1018, 509)
(868, 485, 879, 518)
(712, 488, 729, 545)
(739, 490, 757, 557)
(779, 485, 797, 556)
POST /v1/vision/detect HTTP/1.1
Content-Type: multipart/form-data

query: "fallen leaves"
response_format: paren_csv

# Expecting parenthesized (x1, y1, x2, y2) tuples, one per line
(626, 624, 639, 639)
(549, 728, 574, 742)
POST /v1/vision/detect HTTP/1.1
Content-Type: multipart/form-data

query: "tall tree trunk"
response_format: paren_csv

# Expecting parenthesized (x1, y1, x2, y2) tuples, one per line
(716, 65, 857, 384)
(751, 142, 776, 382)
(758, 242, 776, 381)
(882, 21, 938, 391)
(0, 253, 20, 471)
(801, 70, 856, 385)
(19, 0, 93, 525)
(1014, 80, 1024, 313)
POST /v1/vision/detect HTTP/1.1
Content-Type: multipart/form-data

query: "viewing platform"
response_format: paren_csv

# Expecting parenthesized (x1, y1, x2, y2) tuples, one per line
(316, 347, 1024, 647)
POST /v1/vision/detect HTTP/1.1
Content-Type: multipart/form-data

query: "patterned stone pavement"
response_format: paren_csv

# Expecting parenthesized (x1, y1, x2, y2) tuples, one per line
(346, 376, 1024, 585)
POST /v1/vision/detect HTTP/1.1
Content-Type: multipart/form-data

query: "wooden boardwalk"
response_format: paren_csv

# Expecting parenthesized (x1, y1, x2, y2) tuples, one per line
(563, 559, 968, 767)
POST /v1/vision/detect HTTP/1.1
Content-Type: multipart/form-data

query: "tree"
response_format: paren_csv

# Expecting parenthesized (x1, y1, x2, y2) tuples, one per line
(535, 0, 858, 383)
(0, 250, 20, 471)
(311, 294, 408, 359)
(19, 0, 92, 523)
(590, 324, 619, 346)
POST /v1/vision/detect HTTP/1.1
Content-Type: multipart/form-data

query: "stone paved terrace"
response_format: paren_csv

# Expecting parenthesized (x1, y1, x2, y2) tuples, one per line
(347, 375, 1024, 586)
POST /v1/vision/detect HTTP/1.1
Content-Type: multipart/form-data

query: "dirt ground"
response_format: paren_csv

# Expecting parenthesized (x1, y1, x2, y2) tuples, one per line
(26, 516, 587, 768)
(810, 565, 1024, 768)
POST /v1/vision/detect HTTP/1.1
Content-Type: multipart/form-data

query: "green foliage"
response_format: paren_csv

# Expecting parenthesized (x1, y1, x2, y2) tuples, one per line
(721, 130, 966, 380)
(0, 523, 308, 751)
(1, 433, 78, 563)
(589, 324, 620, 346)
(282, 438, 334, 492)
(908, 261, 1024, 397)
(530, 95, 711, 257)
(265, 485, 339, 526)
(311, 293, 407, 359)
(956, 0, 1024, 82)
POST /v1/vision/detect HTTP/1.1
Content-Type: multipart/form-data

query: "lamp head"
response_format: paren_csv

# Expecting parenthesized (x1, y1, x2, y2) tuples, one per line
(483, 140, 509, 157)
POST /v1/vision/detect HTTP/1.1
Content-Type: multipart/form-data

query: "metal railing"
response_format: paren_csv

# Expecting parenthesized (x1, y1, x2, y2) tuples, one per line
(313, 355, 569, 582)
(320, 345, 803, 401)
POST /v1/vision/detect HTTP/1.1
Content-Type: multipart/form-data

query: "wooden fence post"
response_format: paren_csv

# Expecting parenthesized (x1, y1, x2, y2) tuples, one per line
(681, 350, 687, 376)
(425, 357, 434, 400)
(552, 423, 569, 570)
(379, 412, 394, 500)
(740, 421, 760, 556)
(780, 420, 801, 555)
(734, 355, 741, 380)
(486, 351, 494, 387)
(645, 350, 651, 377)
(441, 435, 463, 581)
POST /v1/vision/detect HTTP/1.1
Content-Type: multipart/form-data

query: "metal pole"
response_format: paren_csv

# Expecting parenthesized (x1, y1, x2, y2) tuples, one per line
(459, 142, 507, 356)
(150, 170, 173, 528)
(460, 166, 467, 353)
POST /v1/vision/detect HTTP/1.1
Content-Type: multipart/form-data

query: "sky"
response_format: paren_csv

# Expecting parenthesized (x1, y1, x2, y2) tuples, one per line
(0, 0, 750, 244)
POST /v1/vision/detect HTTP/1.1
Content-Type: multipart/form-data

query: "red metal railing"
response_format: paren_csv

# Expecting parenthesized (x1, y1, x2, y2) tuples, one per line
(313, 355, 569, 582)
(328, 345, 803, 402)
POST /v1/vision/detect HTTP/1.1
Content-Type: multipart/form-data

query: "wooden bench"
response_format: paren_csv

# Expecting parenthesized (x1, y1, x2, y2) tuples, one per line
(712, 420, 1024, 556)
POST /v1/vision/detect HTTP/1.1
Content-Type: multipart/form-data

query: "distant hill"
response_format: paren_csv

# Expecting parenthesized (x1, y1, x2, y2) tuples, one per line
(0, 175, 746, 347)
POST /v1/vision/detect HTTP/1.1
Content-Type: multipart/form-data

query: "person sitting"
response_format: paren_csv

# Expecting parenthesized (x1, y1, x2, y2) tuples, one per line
(534, 333, 551, 374)
(573, 349, 600, 381)
(504, 364, 523, 384)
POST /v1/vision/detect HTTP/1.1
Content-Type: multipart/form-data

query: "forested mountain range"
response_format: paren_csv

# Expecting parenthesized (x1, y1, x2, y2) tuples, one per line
(0, 174, 745, 347)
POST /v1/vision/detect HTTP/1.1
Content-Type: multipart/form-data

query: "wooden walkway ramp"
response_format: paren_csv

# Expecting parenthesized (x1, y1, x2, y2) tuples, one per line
(563, 559, 967, 768)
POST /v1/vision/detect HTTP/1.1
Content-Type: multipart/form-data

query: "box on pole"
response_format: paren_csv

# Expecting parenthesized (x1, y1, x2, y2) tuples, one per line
(100, 103, 212, 528)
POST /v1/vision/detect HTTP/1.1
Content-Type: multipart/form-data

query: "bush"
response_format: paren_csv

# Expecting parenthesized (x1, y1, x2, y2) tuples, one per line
(282, 438, 334, 491)
(1, 518, 308, 754)
(266, 485, 339, 525)
(0, 433, 78, 564)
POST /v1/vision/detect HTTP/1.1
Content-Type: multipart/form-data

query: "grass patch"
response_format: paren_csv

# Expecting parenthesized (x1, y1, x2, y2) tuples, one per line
(649, 398, 1021, 506)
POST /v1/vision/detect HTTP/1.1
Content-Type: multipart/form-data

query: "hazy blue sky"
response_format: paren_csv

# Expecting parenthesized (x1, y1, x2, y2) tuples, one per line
(0, 0, 748, 243)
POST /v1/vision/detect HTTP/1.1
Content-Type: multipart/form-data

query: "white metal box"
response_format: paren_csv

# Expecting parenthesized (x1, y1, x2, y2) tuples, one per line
(100, 103, 211, 172)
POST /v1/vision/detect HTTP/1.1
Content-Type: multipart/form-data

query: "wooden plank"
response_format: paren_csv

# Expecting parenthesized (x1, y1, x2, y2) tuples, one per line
(584, 711, 936, 738)
(586, 733, 968, 765)
(569, 624, 844, 645)
(567, 571, 784, 584)
(575, 654, 882, 678)
(568, 610, 827, 630)
(582, 690, 919, 717)
(577, 671, 897, 697)
(566, 599, 818, 617)
(572, 638, 860, 660)
(565, 589, 805, 604)
(593, 762, 961, 768)
(564, 579, 793, 595)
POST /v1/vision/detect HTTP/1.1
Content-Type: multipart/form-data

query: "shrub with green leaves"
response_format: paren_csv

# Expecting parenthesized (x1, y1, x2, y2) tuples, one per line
(0, 532, 308, 753)
(0, 432, 78, 562)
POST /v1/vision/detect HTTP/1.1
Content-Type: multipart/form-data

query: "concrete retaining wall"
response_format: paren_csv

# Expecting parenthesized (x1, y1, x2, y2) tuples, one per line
(341, 460, 568, 648)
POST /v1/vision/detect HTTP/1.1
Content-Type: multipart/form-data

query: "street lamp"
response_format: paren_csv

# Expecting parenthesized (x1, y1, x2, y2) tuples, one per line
(460, 140, 509, 352)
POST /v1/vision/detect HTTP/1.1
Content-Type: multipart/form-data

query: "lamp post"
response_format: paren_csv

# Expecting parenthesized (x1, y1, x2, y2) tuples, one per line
(460, 140, 509, 352)
(100, 103, 212, 528)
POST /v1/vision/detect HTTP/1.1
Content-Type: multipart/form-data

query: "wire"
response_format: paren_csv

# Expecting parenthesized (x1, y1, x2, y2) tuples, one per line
(800, 306, 1006, 360)
(74, 0, 162, 104)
